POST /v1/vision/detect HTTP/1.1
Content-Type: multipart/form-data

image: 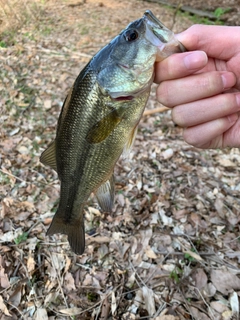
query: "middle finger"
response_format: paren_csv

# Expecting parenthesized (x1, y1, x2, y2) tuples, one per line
(156, 71, 236, 107)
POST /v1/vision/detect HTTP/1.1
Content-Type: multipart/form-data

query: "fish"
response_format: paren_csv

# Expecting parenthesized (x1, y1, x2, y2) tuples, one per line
(40, 10, 185, 255)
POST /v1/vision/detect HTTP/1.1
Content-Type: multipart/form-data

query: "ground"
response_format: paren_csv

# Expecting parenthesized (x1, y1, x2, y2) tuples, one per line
(0, 0, 240, 320)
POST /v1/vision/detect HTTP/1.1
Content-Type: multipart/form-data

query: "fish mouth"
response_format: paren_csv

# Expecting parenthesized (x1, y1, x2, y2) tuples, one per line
(144, 10, 168, 31)
(143, 10, 186, 59)
(112, 95, 134, 101)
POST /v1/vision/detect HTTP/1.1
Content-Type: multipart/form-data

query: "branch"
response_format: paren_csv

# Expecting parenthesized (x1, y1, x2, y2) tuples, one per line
(143, 106, 169, 116)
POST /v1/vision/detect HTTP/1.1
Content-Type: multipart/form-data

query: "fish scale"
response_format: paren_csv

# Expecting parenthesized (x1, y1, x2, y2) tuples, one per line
(40, 10, 185, 254)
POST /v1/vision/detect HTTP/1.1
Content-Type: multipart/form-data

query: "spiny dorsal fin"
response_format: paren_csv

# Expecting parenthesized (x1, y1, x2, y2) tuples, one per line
(95, 175, 115, 213)
(40, 140, 57, 172)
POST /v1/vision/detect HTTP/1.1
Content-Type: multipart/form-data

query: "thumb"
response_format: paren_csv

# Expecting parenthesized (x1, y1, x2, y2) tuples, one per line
(176, 25, 240, 60)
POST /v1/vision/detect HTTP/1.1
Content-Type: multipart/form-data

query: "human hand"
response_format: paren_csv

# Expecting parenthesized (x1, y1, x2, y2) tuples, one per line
(155, 24, 240, 149)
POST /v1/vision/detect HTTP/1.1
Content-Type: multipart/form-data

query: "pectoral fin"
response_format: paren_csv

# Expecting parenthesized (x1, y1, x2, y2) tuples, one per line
(40, 140, 57, 172)
(95, 175, 115, 213)
(86, 109, 122, 144)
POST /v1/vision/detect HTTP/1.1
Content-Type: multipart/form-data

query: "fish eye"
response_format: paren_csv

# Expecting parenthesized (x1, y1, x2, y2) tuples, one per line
(124, 29, 139, 42)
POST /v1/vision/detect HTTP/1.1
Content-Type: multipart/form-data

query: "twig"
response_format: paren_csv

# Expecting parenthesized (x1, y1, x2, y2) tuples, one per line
(47, 250, 69, 308)
(171, 1, 182, 29)
(157, 251, 215, 256)
(143, 106, 169, 116)
(194, 287, 215, 320)
(0, 168, 26, 184)
(5, 300, 25, 319)
(36, 46, 92, 59)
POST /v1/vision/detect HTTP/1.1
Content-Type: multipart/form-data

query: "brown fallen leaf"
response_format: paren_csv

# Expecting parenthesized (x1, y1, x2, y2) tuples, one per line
(211, 269, 240, 295)
(64, 272, 76, 291)
(0, 296, 11, 316)
(59, 307, 83, 316)
(9, 286, 22, 309)
(183, 250, 203, 261)
(27, 255, 35, 273)
(0, 266, 10, 289)
(145, 245, 157, 259)
(155, 316, 180, 320)
(142, 286, 156, 317)
(100, 297, 110, 320)
(192, 268, 208, 290)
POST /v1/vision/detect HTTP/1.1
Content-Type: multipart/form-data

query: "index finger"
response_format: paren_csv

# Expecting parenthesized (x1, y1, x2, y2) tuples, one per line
(154, 50, 208, 83)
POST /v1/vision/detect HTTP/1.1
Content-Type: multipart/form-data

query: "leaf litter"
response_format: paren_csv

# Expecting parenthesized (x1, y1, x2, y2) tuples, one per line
(0, 0, 240, 319)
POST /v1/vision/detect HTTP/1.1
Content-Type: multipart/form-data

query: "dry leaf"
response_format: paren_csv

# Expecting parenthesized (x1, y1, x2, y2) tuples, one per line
(34, 308, 48, 320)
(203, 282, 216, 297)
(27, 255, 35, 273)
(111, 291, 117, 315)
(222, 310, 233, 320)
(183, 250, 203, 261)
(9, 285, 22, 307)
(59, 307, 82, 315)
(100, 297, 110, 320)
(190, 306, 210, 320)
(145, 246, 157, 259)
(43, 99, 52, 109)
(64, 272, 76, 291)
(229, 291, 239, 317)
(0, 295, 11, 316)
(142, 286, 156, 316)
(161, 148, 174, 159)
(211, 269, 240, 295)
(88, 236, 111, 244)
(193, 268, 208, 290)
(210, 301, 229, 313)
(155, 316, 179, 320)
(218, 158, 236, 167)
(0, 266, 10, 288)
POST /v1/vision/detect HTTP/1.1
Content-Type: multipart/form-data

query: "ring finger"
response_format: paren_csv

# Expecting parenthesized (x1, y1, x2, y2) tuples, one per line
(172, 92, 240, 127)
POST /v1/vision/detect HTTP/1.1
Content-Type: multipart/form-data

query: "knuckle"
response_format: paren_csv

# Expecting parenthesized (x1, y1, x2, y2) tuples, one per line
(172, 106, 185, 127)
(156, 83, 172, 107)
(199, 72, 222, 95)
(183, 131, 197, 146)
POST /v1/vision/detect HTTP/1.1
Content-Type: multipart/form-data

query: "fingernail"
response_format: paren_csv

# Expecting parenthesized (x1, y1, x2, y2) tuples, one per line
(236, 93, 240, 107)
(228, 113, 238, 124)
(183, 51, 207, 70)
(221, 73, 236, 89)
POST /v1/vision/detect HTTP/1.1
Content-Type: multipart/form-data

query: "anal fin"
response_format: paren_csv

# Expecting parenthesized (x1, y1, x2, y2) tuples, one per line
(95, 175, 115, 213)
(40, 140, 57, 172)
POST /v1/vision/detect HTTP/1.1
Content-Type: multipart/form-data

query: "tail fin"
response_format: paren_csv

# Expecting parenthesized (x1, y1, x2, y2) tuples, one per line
(47, 215, 85, 255)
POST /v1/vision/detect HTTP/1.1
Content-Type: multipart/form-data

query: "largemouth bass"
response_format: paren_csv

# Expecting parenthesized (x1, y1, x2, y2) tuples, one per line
(40, 10, 185, 255)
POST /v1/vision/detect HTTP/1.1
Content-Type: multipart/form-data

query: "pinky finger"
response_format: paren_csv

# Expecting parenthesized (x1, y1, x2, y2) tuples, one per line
(183, 113, 239, 149)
